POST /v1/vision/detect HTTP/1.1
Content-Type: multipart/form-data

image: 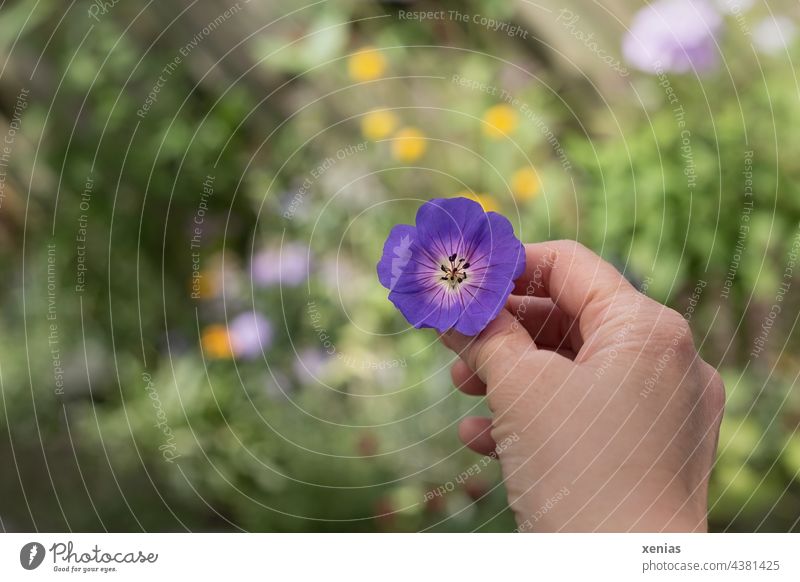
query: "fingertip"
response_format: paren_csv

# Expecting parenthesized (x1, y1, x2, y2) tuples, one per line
(458, 416, 497, 456)
(441, 309, 536, 382)
(468, 309, 537, 372)
(439, 327, 470, 357)
(450, 359, 487, 395)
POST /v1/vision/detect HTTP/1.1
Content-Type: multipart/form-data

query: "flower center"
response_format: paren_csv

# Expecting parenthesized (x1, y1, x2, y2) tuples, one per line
(440, 253, 470, 289)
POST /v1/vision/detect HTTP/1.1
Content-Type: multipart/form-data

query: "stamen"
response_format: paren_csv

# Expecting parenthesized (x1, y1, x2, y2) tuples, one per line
(439, 253, 472, 289)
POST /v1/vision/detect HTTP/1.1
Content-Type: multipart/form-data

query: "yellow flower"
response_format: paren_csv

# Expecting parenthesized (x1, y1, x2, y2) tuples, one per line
(189, 268, 220, 299)
(510, 167, 541, 200)
(456, 190, 500, 213)
(391, 127, 427, 162)
(361, 109, 399, 140)
(482, 104, 518, 139)
(201, 325, 232, 359)
(348, 46, 387, 82)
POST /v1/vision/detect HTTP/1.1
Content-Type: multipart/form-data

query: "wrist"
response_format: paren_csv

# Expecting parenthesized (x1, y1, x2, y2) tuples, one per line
(512, 481, 707, 532)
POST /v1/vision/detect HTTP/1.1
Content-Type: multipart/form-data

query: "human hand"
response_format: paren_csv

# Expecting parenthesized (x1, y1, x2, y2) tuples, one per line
(441, 241, 725, 532)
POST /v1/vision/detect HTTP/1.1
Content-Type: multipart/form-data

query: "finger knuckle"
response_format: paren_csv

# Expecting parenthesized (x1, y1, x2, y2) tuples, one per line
(657, 307, 692, 342)
(473, 330, 511, 370)
(635, 307, 696, 365)
(705, 368, 726, 417)
(662, 307, 691, 333)
(552, 239, 587, 258)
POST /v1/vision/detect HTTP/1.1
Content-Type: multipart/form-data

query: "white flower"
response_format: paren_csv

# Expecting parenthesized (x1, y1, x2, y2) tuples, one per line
(752, 16, 797, 56)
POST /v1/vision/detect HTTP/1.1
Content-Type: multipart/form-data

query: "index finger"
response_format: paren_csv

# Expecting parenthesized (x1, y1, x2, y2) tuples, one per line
(512, 240, 639, 341)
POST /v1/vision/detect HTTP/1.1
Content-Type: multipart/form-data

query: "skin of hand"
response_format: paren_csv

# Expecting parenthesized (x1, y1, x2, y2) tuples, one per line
(441, 241, 725, 532)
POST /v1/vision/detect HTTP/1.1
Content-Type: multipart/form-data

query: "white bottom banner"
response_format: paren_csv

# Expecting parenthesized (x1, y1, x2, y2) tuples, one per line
(0, 533, 796, 580)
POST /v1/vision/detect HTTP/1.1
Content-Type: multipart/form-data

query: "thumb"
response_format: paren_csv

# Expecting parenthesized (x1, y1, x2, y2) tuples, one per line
(440, 309, 540, 384)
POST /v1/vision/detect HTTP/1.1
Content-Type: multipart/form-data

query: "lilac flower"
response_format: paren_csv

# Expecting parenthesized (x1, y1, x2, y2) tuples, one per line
(229, 312, 273, 359)
(251, 242, 310, 288)
(752, 16, 797, 56)
(377, 197, 525, 336)
(623, 0, 723, 74)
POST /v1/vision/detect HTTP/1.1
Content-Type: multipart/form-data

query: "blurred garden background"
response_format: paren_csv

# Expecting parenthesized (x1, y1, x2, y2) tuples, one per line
(0, 0, 799, 532)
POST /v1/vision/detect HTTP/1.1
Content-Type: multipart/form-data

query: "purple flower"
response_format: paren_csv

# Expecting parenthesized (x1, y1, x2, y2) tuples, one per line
(251, 242, 310, 288)
(229, 312, 273, 359)
(377, 197, 525, 336)
(623, 0, 722, 74)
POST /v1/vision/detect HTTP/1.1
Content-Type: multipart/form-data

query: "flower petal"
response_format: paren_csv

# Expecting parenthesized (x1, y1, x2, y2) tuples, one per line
(455, 276, 517, 336)
(388, 285, 462, 331)
(414, 197, 487, 259)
